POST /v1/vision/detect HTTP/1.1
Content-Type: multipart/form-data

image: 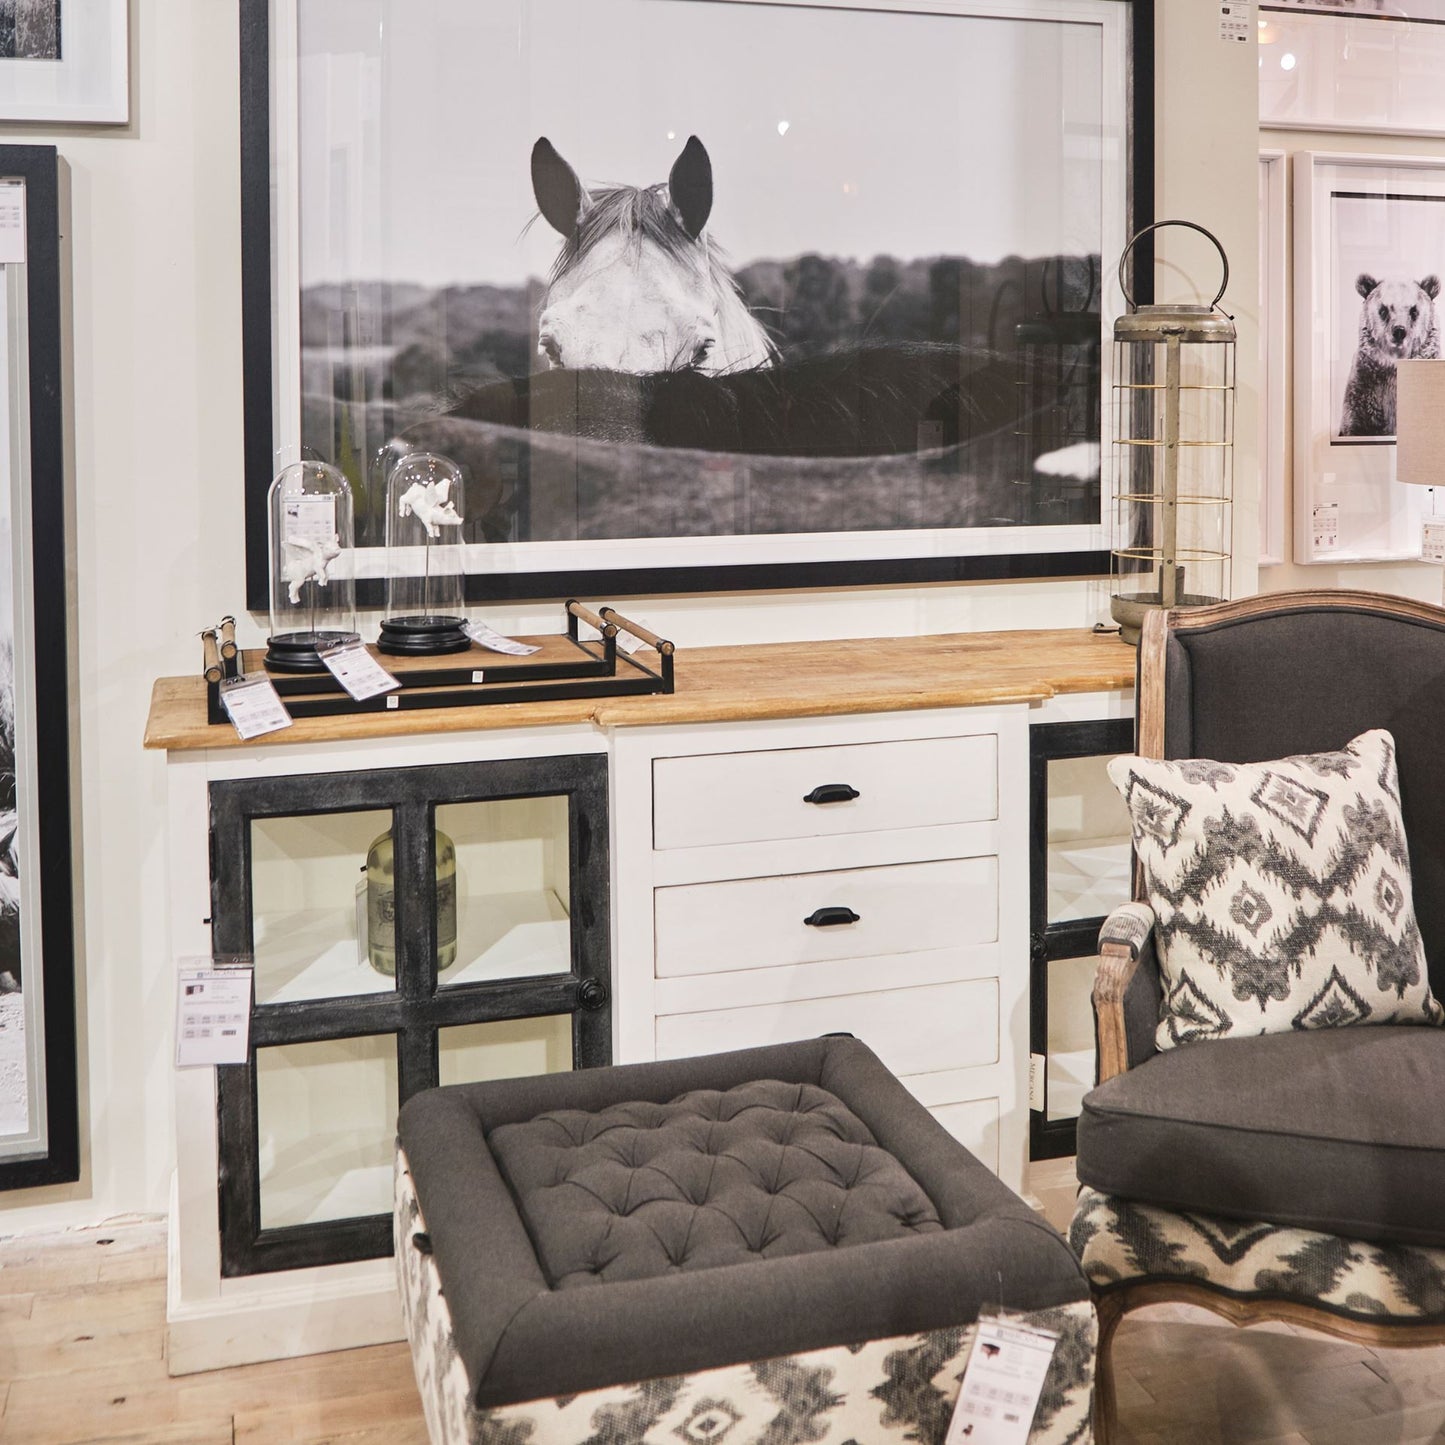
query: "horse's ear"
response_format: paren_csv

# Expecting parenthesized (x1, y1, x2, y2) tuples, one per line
(532, 137, 586, 237)
(669, 136, 713, 240)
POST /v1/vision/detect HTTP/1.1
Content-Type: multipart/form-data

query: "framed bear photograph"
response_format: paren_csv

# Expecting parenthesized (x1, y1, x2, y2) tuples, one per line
(239, 0, 1152, 606)
(1293, 150, 1445, 563)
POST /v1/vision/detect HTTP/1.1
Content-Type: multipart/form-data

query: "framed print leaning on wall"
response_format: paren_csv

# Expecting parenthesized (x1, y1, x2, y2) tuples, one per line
(240, 0, 1153, 606)
(0, 0, 128, 125)
(1259, 150, 1287, 567)
(0, 145, 78, 1192)
(1260, 4, 1445, 138)
(1293, 150, 1445, 564)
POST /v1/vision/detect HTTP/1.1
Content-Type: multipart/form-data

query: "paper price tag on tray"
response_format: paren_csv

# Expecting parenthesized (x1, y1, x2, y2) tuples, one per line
(944, 1319, 1059, 1445)
(219, 674, 292, 739)
(465, 621, 540, 656)
(175, 961, 252, 1068)
(318, 640, 400, 700)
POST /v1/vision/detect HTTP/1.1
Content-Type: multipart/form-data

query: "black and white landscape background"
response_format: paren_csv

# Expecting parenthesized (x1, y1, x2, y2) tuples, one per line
(288, 0, 1117, 564)
(0, 0, 60, 61)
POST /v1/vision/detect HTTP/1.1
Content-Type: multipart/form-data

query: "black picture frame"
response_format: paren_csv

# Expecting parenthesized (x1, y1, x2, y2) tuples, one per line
(0, 144, 79, 1193)
(239, 0, 1154, 611)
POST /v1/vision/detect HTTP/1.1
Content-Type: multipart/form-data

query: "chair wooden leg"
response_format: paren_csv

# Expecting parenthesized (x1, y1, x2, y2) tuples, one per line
(1091, 1291, 1126, 1445)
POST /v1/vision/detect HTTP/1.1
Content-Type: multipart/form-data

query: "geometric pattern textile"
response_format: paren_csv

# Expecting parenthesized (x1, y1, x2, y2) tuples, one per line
(1108, 729, 1443, 1050)
(1070, 1186, 1445, 1325)
(395, 1151, 1099, 1445)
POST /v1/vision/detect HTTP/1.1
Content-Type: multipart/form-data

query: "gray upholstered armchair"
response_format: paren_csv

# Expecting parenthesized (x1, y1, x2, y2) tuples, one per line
(1071, 591, 1445, 1442)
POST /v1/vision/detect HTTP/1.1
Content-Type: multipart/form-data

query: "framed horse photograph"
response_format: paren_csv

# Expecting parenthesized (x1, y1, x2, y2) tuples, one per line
(240, 0, 1152, 605)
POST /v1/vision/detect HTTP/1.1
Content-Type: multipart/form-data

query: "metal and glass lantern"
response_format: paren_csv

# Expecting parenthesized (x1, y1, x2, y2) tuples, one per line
(1110, 221, 1236, 645)
(378, 452, 470, 656)
(265, 460, 360, 672)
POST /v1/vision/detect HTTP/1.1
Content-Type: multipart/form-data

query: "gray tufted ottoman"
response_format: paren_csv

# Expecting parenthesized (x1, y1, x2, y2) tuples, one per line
(394, 1038, 1096, 1445)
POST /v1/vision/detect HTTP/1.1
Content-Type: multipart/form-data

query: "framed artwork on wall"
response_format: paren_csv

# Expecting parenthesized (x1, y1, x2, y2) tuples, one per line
(1292, 150, 1445, 564)
(0, 0, 128, 125)
(240, 0, 1154, 607)
(1258, 150, 1288, 567)
(1260, 4, 1445, 137)
(0, 145, 78, 1193)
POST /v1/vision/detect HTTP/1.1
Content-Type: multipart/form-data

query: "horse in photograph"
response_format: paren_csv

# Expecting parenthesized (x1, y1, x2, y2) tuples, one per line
(1340, 272, 1441, 436)
(388, 136, 1100, 540)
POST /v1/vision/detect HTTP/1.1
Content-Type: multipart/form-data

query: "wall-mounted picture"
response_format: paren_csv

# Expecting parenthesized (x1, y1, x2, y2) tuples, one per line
(0, 0, 126, 123)
(0, 146, 78, 1193)
(242, 0, 1144, 604)
(1293, 151, 1445, 562)
(1259, 150, 1287, 566)
(1261, 4, 1445, 136)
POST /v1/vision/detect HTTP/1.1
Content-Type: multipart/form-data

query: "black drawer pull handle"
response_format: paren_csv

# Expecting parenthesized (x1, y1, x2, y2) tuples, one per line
(803, 783, 860, 805)
(804, 906, 861, 928)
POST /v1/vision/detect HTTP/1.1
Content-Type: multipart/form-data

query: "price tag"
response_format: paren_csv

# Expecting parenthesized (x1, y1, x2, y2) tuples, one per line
(465, 620, 540, 656)
(1424, 519, 1445, 564)
(319, 639, 400, 700)
(944, 1319, 1059, 1445)
(281, 494, 336, 546)
(175, 960, 252, 1068)
(1312, 500, 1340, 552)
(219, 674, 292, 739)
(613, 616, 657, 656)
(1218, 1, 1251, 43)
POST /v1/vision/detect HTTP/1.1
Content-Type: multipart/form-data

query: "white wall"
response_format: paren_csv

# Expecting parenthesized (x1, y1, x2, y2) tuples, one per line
(0, 0, 1260, 1232)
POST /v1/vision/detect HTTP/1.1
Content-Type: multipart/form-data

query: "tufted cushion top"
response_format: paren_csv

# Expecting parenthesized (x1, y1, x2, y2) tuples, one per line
(398, 1038, 1089, 1409)
(489, 1078, 943, 1288)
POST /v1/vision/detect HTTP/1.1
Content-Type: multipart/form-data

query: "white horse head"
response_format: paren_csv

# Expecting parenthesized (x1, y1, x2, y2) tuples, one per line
(531, 135, 777, 376)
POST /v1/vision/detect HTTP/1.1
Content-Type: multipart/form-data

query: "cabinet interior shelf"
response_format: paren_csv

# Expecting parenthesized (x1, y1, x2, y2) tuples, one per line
(1047, 834, 1131, 924)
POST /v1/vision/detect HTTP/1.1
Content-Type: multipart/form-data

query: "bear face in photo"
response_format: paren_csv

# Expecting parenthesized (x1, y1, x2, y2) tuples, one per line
(1357, 272, 1440, 360)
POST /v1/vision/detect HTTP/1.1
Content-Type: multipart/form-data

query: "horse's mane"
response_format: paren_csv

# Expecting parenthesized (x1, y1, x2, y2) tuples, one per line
(548, 183, 714, 283)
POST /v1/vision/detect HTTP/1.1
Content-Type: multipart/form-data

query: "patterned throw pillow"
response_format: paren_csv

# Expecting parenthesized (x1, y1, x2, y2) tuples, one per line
(1108, 729, 1444, 1050)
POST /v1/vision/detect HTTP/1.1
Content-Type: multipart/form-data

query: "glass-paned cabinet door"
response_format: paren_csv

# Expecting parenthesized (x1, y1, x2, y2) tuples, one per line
(208, 754, 610, 1276)
(1029, 718, 1134, 1160)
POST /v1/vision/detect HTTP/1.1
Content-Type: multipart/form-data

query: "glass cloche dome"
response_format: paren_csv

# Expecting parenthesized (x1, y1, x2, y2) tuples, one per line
(265, 461, 360, 672)
(377, 452, 470, 656)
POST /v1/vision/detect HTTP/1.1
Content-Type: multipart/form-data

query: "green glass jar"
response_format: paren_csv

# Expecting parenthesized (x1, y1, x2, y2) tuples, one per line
(365, 828, 457, 976)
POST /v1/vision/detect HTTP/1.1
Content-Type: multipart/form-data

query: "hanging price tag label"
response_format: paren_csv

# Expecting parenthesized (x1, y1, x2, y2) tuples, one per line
(1423, 520, 1445, 564)
(175, 959, 252, 1068)
(318, 639, 400, 700)
(465, 620, 540, 656)
(1312, 501, 1340, 552)
(945, 1319, 1059, 1445)
(219, 674, 292, 739)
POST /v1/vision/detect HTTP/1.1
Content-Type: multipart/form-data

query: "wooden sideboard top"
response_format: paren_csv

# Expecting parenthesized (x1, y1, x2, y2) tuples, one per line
(143, 627, 1136, 752)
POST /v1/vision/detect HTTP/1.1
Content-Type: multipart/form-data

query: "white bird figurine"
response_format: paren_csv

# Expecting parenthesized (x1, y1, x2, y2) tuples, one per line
(282, 533, 341, 604)
(398, 478, 463, 539)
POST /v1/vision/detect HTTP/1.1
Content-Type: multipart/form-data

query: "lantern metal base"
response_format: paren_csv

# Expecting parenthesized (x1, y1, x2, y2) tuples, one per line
(1111, 592, 1224, 646)
(264, 629, 362, 673)
(377, 614, 472, 656)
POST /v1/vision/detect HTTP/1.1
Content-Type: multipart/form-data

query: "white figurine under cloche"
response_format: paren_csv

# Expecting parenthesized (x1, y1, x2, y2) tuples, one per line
(265, 460, 360, 672)
(378, 452, 470, 656)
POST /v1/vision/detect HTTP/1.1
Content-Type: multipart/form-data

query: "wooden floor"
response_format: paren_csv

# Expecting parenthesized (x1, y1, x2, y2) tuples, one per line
(1, 1217, 1443, 1444)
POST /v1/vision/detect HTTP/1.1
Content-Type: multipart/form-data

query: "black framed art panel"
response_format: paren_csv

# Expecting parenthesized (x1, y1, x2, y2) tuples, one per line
(240, 0, 1155, 609)
(0, 144, 79, 1193)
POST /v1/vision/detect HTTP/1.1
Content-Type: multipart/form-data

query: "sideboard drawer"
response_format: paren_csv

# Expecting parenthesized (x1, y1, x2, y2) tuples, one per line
(652, 734, 997, 850)
(653, 855, 998, 978)
(653, 978, 998, 1077)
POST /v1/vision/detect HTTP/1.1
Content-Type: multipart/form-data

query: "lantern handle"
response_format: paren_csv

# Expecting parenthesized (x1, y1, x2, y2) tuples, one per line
(1117, 219, 1230, 312)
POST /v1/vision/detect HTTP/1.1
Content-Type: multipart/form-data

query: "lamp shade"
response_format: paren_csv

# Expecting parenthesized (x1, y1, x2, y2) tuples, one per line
(1395, 360, 1445, 487)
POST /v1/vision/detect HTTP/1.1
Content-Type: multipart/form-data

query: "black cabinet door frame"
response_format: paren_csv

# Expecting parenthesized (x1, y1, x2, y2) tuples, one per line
(1028, 717, 1134, 1162)
(209, 754, 611, 1276)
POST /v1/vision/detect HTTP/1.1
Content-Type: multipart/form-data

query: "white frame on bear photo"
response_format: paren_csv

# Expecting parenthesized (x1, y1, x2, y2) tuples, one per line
(0, 0, 128, 125)
(1293, 150, 1445, 564)
(1259, 150, 1288, 567)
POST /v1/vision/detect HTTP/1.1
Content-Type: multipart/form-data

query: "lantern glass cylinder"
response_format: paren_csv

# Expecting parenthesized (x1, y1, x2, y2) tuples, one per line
(378, 452, 471, 656)
(265, 460, 360, 673)
(1110, 305, 1235, 645)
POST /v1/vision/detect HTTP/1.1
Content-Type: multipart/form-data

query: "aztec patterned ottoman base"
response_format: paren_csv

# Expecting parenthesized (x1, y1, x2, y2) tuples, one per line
(395, 1039, 1099, 1445)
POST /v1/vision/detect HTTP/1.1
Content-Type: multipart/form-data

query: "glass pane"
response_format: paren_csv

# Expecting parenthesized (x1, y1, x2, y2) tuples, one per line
(1046, 756, 1132, 923)
(1046, 954, 1099, 1123)
(436, 797, 571, 988)
(256, 1034, 398, 1228)
(438, 1015, 573, 1088)
(251, 811, 393, 1005)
